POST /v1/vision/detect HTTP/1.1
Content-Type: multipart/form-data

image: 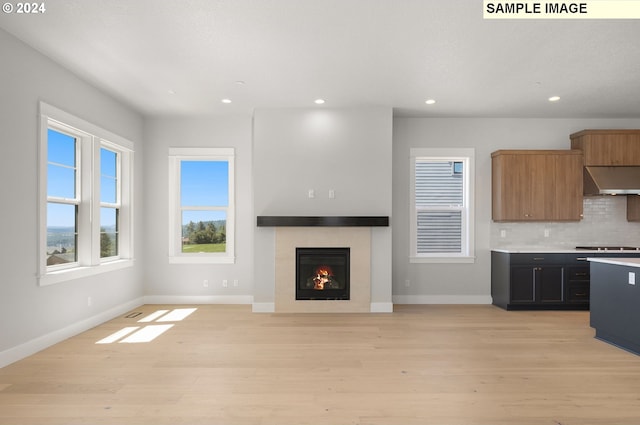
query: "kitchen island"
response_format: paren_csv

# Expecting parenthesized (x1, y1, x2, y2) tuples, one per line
(589, 257, 640, 355)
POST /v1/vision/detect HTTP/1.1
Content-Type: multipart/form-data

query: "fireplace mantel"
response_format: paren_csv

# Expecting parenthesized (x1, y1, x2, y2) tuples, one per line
(257, 216, 389, 227)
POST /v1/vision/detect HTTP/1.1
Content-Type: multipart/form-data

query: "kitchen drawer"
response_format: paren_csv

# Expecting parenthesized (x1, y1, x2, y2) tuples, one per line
(566, 266, 590, 280)
(509, 253, 566, 265)
(565, 254, 591, 264)
(567, 282, 590, 303)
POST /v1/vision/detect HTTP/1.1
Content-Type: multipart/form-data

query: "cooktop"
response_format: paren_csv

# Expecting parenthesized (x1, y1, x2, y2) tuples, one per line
(576, 246, 640, 251)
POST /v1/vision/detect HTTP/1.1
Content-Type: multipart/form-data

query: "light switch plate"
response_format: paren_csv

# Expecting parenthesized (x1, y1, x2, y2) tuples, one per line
(629, 272, 635, 285)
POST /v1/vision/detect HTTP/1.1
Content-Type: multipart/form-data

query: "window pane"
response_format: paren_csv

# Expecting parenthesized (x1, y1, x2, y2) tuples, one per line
(415, 161, 463, 206)
(417, 210, 462, 254)
(100, 148, 118, 204)
(181, 210, 226, 253)
(100, 207, 118, 258)
(47, 129, 76, 199)
(47, 203, 77, 265)
(47, 164, 76, 199)
(180, 161, 228, 207)
(47, 129, 75, 166)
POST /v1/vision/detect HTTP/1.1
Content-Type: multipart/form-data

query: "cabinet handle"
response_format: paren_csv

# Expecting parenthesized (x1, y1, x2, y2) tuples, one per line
(575, 292, 587, 296)
(533, 257, 545, 261)
(561, 269, 565, 302)
(576, 257, 588, 261)
(532, 268, 537, 302)
(575, 272, 588, 276)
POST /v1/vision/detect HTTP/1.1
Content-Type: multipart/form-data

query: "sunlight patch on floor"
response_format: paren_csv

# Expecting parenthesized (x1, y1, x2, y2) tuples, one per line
(95, 308, 198, 344)
(119, 324, 174, 343)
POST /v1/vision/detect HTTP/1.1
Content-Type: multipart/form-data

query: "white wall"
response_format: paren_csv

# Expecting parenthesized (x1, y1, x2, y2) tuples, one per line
(392, 118, 640, 303)
(143, 116, 253, 302)
(252, 107, 393, 308)
(0, 29, 145, 365)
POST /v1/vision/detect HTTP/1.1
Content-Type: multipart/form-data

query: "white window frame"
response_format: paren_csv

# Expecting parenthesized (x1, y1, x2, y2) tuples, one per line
(168, 147, 235, 264)
(410, 148, 475, 263)
(38, 102, 135, 286)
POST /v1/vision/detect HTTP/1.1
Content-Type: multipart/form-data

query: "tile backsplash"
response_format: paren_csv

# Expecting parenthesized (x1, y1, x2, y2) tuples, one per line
(491, 196, 640, 249)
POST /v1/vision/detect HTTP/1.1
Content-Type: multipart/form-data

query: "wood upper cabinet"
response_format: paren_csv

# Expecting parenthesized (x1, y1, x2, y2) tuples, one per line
(492, 150, 583, 222)
(571, 130, 640, 222)
(570, 130, 640, 165)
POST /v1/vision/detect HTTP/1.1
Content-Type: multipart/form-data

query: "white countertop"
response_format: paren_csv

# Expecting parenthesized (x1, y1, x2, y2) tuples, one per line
(492, 247, 640, 254)
(493, 248, 578, 253)
(588, 257, 640, 268)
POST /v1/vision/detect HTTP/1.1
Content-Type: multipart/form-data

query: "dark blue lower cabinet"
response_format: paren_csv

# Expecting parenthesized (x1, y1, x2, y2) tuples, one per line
(492, 251, 588, 310)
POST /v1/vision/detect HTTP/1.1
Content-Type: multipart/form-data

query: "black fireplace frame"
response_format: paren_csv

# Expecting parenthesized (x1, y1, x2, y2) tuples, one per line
(296, 247, 350, 300)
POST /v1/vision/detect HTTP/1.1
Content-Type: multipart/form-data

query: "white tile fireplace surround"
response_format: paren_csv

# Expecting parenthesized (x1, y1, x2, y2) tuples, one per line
(275, 227, 371, 313)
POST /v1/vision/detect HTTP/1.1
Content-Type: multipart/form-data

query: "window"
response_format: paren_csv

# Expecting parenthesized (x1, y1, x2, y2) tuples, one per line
(410, 148, 475, 263)
(100, 147, 120, 258)
(168, 148, 235, 264)
(39, 102, 134, 285)
(46, 128, 79, 266)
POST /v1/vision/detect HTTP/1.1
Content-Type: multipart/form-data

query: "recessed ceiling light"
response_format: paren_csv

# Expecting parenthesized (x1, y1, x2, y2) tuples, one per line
(168, 89, 176, 95)
(314, 99, 325, 105)
(221, 99, 232, 104)
(425, 99, 436, 105)
(235, 80, 246, 85)
(548, 96, 561, 102)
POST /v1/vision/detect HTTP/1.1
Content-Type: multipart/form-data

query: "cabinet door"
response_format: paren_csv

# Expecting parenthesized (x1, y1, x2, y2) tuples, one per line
(511, 266, 564, 304)
(627, 196, 640, 222)
(552, 154, 583, 220)
(539, 266, 564, 303)
(494, 154, 548, 221)
(510, 267, 536, 303)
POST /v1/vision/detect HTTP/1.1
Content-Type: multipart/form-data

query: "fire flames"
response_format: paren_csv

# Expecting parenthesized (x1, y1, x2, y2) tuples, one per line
(312, 265, 333, 290)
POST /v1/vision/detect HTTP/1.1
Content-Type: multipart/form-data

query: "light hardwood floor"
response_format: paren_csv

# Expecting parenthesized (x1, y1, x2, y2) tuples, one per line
(1, 304, 640, 425)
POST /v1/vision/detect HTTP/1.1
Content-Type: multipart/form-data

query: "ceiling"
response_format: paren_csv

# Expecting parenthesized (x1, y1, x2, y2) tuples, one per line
(1, 0, 640, 118)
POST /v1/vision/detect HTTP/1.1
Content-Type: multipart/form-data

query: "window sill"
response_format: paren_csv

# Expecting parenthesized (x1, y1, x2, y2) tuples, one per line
(39, 259, 135, 286)
(168, 256, 235, 265)
(410, 256, 476, 264)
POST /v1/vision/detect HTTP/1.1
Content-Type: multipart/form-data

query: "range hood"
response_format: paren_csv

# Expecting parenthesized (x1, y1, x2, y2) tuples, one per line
(584, 166, 640, 195)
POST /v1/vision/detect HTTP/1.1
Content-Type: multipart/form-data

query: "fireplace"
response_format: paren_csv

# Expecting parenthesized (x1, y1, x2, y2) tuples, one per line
(296, 248, 350, 300)
(268, 225, 375, 313)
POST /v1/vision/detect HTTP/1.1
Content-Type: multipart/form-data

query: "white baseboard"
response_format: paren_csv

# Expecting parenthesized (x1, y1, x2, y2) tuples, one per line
(393, 295, 493, 305)
(144, 295, 253, 305)
(0, 297, 144, 368)
(370, 302, 394, 313)
(252, 302, 275, 313)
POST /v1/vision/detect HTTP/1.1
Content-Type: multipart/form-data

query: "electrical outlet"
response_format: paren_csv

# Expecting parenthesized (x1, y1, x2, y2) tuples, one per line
(203, 279, 209, 288)
(87, 296, 92, 307)
(329, 189, 335, 199)
(308, 189, 315, 198)
(544, 229, 550, 238)
(500, 229, 506, 238)
(629, 272, 636, 285)
(233, 279, 239, 287)
(405, 280, 410, 287)
(222, 279, 228, 288)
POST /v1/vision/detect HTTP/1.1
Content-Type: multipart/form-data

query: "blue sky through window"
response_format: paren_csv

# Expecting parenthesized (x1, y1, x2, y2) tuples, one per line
(47, 129, 76, 227)
(101, 148, 117, 204)
(47, 129, 76, 202)
(180, 161, 229, 224)
(47, 203, 76, 228)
